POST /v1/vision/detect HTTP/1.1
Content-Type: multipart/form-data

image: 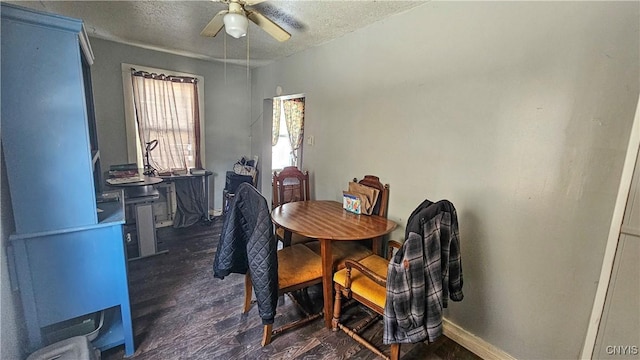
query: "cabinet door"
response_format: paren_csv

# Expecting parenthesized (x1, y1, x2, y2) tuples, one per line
(1, 5, 97, 233)
(25, 226, 129, 327)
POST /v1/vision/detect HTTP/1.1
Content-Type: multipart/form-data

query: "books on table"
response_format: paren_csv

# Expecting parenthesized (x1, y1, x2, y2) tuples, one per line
(190, 168, 207, 175)
(107, 164, 142, 184)
(106, 176, 144, 185)
(109, 163, 139, 178)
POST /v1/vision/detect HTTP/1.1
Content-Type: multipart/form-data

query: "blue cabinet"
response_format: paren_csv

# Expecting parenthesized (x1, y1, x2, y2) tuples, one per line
(10, 197, 135, 356)
(1, 3, 97, 234)
(1, 4, 135, 356)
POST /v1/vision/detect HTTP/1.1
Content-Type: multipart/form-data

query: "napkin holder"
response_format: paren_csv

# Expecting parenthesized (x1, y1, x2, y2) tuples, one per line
(342, 192, 361, 214)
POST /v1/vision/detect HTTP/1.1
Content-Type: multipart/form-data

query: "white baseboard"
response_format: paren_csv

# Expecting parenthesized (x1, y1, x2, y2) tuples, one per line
(443, 318, 516, 360)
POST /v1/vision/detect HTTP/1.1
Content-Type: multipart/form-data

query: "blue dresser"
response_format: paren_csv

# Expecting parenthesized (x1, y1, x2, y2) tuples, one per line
(1, 4, 135, 356)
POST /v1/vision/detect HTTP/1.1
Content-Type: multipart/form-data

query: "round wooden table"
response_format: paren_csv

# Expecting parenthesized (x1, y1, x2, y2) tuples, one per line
(271, 200, 397, 328)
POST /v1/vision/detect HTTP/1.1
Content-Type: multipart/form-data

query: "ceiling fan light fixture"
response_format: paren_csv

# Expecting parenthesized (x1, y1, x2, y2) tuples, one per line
(224, 12, 248, 38)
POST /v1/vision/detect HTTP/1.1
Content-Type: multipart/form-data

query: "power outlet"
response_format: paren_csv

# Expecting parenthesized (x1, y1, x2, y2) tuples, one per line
(307, 135, 315, 146)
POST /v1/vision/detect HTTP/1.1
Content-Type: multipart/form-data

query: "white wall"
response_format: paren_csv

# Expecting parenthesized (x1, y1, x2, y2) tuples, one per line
(251, 2, 640, 359)
(90, 38, 252, 210)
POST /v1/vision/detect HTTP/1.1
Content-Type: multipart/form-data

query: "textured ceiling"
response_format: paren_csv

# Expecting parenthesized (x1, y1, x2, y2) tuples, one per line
(8, 1, 426, 67)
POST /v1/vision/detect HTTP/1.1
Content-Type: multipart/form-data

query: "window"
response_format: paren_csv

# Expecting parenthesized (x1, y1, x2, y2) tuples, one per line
(272, 95, 305, 171)
(122, 64, 205, 173)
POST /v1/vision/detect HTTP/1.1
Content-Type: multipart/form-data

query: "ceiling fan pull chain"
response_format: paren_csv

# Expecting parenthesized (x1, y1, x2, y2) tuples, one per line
(225, 33, 228, 84)
(247, 26, 250, 92)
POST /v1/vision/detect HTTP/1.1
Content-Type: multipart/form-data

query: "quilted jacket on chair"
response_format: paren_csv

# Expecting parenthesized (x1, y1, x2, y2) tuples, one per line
(213, 183, 278, 325)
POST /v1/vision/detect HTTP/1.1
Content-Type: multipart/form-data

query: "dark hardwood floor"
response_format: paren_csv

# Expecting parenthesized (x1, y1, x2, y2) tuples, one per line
(102, 217, 481, 360)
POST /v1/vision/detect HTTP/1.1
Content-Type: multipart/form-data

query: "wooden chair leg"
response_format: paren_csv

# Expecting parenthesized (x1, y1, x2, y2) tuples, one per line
(261, 323, 273, 346)
(337, 321, 388, 359)
(332, 283, 343, 331)
(243, 273, 252, 313)
(390, 343, 400, 360)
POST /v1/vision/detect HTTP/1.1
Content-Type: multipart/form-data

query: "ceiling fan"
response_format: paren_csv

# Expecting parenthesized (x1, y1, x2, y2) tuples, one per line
(200, 0, 291, 42)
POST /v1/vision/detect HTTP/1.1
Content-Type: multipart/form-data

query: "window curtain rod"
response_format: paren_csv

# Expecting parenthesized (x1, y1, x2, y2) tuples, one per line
(131, 68, 198, 84)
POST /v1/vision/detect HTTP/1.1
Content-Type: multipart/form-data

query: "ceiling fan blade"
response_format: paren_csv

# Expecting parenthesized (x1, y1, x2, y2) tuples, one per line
(200, 10, 228, 37)
(246, 10, 291, 42)
(243, 0, 267, 6)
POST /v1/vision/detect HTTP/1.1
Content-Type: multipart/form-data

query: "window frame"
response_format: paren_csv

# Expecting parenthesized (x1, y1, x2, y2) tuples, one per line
(121, 63, 205, 169)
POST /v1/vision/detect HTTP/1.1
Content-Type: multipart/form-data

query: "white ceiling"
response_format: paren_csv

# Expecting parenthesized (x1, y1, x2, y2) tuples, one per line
(8, 1, 426, 67)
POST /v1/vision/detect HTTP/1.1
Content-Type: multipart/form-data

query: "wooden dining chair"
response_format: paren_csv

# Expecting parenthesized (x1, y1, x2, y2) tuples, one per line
(222, 183, 322, 346)
(244, 244, 324, 346)
(331, 240, 403, 360)
(272, 166, 313, 246)
(306, 175, 390, 269)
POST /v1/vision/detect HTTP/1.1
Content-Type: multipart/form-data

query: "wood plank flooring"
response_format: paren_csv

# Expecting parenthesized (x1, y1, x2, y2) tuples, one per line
(102, 217, 481, 360)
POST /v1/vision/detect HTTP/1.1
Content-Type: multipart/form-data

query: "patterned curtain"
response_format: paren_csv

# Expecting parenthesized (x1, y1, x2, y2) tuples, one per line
(283, 98, 305, 153)
(271, 98, 282, 146)
(131, 69, 201, 173)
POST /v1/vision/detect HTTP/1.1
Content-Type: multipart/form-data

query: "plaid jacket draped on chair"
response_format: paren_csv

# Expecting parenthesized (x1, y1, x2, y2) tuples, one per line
(383, 200, 463, 344)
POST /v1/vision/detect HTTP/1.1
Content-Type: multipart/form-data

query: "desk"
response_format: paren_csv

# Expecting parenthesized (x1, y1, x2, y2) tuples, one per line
(106, 176, 164, 259)
(271, 200, 397, 328)
(107, 176, 163, 199)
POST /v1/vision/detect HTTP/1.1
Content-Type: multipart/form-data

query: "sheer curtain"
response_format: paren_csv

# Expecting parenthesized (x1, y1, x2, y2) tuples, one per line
(272, 98, 282, 146)
(283, 98, 305, 158)
(131, 69, 202, 173)
(271, 97, 305, 168)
